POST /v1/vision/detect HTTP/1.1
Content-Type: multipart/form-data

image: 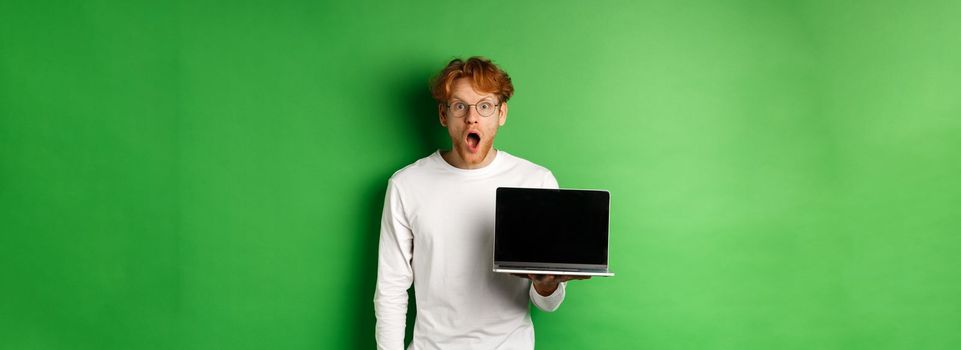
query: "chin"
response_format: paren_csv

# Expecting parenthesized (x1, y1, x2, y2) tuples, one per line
(459, 150, 481, 164)
(459, 146, 491, 165)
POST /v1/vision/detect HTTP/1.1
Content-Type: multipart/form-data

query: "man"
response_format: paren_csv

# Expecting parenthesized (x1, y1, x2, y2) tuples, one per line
(375, 57, 589, 350)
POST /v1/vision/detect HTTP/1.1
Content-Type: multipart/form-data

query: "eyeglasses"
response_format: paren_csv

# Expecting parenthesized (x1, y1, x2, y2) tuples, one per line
(446, 100, 501, 118)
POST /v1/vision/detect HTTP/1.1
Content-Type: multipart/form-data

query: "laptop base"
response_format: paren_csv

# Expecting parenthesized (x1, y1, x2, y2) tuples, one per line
(493, 267, 614, 277)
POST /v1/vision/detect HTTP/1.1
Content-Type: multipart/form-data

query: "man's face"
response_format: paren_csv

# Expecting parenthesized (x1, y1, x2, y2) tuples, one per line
(439, 78, 508, 168)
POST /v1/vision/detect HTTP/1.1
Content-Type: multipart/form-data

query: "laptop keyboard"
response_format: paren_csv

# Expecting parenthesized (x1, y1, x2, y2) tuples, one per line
(502, 266, 603, 272)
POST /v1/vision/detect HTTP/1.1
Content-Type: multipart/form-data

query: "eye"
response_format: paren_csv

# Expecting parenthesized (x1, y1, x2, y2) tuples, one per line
(478, 101, 493, 111)
(452, 102, 467, 111)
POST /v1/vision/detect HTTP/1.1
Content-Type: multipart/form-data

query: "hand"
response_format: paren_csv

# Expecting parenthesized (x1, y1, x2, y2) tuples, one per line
(510, 273, 592, 296)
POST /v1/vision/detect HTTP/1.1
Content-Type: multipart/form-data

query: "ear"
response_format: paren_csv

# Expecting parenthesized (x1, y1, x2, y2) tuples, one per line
(438, 103, 448, 127)
(498, 102, 508, 126)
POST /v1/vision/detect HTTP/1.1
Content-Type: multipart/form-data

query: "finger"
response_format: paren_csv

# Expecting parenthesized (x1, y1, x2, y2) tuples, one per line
(556, 275, 591, 282)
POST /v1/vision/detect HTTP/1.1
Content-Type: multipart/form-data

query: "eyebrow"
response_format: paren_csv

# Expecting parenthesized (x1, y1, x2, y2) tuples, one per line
(449, 96, 497, 104)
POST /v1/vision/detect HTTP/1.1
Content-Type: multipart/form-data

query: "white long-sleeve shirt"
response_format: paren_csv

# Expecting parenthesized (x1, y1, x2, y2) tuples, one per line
(375, 150, 566, 350)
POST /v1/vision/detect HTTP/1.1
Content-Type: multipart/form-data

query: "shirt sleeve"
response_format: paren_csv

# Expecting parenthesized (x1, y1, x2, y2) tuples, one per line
(542, 171, 559, 189)
(529, 170, 567, 312)
(374, 179, 415, 350)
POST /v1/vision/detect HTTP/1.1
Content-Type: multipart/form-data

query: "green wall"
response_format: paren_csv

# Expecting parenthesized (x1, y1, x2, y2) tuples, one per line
(2, 0, 959, 349)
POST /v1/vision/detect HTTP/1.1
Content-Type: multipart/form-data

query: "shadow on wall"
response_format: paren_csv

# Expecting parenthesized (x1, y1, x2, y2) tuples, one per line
(351, 58, 448, 349)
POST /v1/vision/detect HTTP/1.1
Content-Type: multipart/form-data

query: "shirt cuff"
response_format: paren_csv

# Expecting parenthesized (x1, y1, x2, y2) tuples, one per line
(530, 281, 566, 312)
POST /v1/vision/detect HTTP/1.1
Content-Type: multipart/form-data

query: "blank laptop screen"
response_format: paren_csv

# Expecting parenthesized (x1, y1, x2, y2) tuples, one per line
(495, 187, 610, 265)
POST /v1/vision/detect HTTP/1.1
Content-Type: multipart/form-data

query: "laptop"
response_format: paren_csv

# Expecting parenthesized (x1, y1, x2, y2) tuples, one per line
(493, 187, 614, 277)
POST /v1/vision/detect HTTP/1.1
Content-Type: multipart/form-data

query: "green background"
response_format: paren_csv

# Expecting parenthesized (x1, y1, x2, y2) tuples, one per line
(2, 0, 959, 349)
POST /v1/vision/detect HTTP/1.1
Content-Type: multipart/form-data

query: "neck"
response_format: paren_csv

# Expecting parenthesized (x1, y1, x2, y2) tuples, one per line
(441, 148, 498, 169)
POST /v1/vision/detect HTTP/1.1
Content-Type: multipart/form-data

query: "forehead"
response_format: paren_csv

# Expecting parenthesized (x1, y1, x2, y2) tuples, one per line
(449, 78, 497, 101)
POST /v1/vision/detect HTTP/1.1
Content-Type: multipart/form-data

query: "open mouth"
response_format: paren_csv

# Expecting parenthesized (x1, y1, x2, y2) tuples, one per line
(466, 132, 481, 152)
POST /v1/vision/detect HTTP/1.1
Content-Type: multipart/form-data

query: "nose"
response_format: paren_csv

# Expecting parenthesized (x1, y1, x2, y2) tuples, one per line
(464, 106, 481, 124)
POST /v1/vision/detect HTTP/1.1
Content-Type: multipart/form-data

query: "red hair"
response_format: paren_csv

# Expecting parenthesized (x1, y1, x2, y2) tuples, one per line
(430, 57, 514, 104)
